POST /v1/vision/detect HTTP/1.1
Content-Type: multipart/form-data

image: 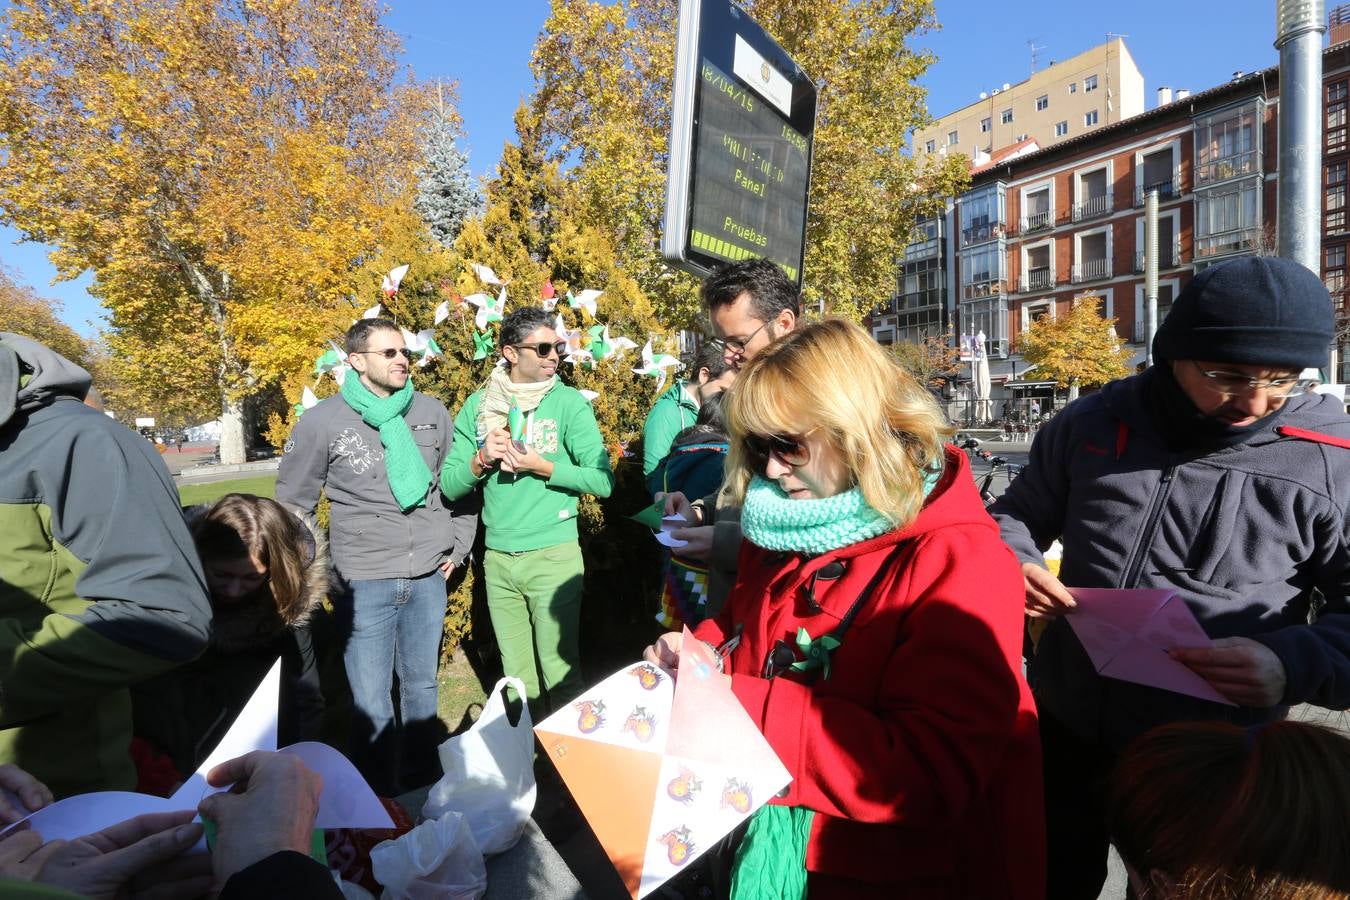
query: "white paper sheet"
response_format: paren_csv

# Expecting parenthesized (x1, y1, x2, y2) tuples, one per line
(3, 661, 392, 842)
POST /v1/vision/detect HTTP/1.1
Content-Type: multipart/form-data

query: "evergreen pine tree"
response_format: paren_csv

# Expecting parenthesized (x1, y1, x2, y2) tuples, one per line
(415, 82, 483, 247)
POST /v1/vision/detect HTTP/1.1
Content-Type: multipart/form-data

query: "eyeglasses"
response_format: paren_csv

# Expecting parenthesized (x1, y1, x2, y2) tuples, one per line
(356, 347, 414, 360)
(744, 431, 814, 470)
(1190, 361, 1305, 398)
(710, 320, 769, 356)
(513, 341, 567, 358)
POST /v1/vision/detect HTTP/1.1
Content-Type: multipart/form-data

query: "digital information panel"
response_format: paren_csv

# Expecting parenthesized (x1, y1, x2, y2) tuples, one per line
(662, 0, 816, 285)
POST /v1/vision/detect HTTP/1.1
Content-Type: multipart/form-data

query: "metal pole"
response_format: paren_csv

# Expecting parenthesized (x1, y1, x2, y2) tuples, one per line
(1275, 0, 1325, 275)
(1145, 189, 1159, 368)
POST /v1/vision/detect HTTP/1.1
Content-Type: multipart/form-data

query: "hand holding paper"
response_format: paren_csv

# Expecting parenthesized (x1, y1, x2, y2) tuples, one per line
(535, 630, 789, 898)
(1065, 588, 1235, 705)
(1169, 637, 1288, 707)
(199, 751, 323, 888)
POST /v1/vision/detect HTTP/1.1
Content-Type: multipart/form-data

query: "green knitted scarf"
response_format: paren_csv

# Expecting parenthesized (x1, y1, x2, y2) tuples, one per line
(740, 478, 892, 554)
(340, 375, 433, 511)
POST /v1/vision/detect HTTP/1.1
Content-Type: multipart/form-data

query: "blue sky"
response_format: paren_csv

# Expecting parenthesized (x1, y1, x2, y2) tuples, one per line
(4, 0, 1281, 335)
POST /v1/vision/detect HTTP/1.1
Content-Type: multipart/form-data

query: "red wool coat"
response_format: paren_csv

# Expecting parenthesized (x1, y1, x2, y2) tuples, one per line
(693, 448, 1045, 899)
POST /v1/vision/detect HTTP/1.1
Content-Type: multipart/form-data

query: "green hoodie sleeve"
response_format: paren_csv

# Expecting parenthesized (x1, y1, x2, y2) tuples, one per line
(642, 385, 694, 477)
(548, 392, 616, 498)
(441, 391, 483, 501)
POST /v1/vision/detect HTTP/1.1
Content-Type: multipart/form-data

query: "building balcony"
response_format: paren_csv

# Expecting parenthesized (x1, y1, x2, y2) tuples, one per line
(1071, 259, 1113, 283)
(960, 222, 1006, 248)
(1133, 175, 1183, 207)
(1072, 195, 1113, 222)
(962, 279, 1005, 301)
(1018, 211, 1053, 234)
(1194, 226, 1261, 259)
(1133, 241, 1183, 272)
(1018, 267, 1056, 292)
(904, 237, 941, 261)
(1194, 152, 1261, 189)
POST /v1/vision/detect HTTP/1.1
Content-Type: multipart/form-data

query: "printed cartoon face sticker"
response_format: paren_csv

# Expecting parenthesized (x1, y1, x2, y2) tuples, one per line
(574, 699, 606, 734)
(629, 663, 664, 691)
(657, 826, 695, 866)
(623, 706, 657, 743)
(721, 778, 752, 814)
(666, 768, 702, 805)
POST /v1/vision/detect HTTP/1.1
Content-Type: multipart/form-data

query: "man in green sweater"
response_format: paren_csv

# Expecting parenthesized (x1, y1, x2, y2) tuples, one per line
(640, 343, 735, 486)
(442, 308, 615, 710)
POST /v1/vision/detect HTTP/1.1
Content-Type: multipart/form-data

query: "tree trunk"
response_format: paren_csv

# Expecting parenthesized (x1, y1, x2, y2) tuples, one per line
(218, 393, 247, 465)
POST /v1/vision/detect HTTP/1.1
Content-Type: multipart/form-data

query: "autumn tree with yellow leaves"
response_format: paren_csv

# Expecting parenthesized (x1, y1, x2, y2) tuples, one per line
(530, 0, 970, 327)
(0, 270, 92, 370)
(1017, 296, 1134, 400)
(0, 0, 427, 463)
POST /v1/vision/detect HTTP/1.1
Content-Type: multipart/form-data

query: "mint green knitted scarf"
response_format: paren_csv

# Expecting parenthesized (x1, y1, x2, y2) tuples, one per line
(341, 375, 433, 511)
(741, 478, 892, 554)
(731, 460, 944, 900)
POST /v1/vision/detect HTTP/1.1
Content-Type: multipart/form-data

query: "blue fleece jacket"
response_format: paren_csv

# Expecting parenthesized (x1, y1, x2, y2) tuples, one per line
(991, 369, 1350, 749)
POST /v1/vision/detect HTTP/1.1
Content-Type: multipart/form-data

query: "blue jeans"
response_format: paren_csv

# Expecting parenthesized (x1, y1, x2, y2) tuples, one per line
(338, 571, 447, 794)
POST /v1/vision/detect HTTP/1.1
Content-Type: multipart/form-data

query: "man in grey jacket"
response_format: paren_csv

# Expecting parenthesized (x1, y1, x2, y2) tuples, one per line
(276, 318, 476, 794)
(990, 256, 1350, 899)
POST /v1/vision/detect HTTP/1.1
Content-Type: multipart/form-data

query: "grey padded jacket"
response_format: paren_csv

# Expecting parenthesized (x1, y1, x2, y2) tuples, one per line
(990, 370, 1350, 750)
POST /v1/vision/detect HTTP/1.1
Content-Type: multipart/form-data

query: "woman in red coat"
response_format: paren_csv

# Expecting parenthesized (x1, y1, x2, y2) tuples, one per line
(646, 319, 1044, 899)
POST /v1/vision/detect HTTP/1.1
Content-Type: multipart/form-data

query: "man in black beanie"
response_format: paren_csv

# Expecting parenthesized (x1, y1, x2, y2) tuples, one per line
(989, 256, 1350, 900)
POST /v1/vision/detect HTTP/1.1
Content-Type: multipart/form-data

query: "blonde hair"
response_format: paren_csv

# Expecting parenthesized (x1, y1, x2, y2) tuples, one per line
(723, 318, 954, 527)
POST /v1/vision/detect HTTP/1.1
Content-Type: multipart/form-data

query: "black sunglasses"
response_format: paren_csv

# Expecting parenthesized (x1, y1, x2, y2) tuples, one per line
(744, 432, 812, 469)
(356, 347, 413, 360)
(514, 341, 567, 358)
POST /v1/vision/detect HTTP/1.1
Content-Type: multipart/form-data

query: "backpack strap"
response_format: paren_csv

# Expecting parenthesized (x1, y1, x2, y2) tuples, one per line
(1276, 425, 1350, 450)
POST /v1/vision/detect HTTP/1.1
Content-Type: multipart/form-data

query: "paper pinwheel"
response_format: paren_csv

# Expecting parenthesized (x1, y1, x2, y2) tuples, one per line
(568, 288, 603, 319)
(579, 389, 599, 403)
(382, 264, 410, 298)
(588, 325, 639, 364)
(535, 630, 790, 898)
(472, 329, 495, 361)
(541, 279, 556, 300)
(402, 328, 443, 368)
(361, 303, 383, 320)
(313, 341, 345, 377)
(330, 364, 351, 387)
(471, 262, 507, 286)
(464, 288, 507, 331)
(293, 385, 319, 417)
(434, 300, 451, 326)
(632, 340, 683, 391)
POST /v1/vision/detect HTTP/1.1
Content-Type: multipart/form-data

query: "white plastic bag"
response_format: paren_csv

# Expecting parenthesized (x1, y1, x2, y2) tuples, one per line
(422, 676, 537, 855)
(370, 811, 487, 900)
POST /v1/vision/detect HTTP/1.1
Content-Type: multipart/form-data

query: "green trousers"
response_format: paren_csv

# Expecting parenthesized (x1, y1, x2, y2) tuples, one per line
(483, 542, 585, 708)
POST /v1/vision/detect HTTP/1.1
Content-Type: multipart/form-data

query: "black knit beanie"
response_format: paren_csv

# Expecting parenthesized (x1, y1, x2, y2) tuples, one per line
(1152, 256, 1334, 369)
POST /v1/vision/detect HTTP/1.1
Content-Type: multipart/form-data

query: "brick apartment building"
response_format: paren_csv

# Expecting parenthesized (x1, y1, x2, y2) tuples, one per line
(877, 33, 1350, 417)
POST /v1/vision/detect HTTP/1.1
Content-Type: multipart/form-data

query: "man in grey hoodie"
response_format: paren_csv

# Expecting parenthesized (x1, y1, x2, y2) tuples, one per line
(990, 256, 1350, 899)
(276, 318, 476, 794)
(0, 332, 212, 797)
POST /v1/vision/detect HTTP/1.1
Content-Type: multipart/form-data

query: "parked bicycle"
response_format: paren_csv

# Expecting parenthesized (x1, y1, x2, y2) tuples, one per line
(975, 454, 1022, 506)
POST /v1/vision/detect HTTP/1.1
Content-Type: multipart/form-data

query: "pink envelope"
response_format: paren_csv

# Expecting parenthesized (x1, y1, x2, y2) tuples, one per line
(1064, 588, 1236, 706)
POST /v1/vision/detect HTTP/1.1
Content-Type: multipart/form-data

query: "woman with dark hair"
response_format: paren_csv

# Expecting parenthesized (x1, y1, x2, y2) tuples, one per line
(1107, 719, 1350, 899)
(132, 494, 329, 790)
(646, 319, 1043, 899)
